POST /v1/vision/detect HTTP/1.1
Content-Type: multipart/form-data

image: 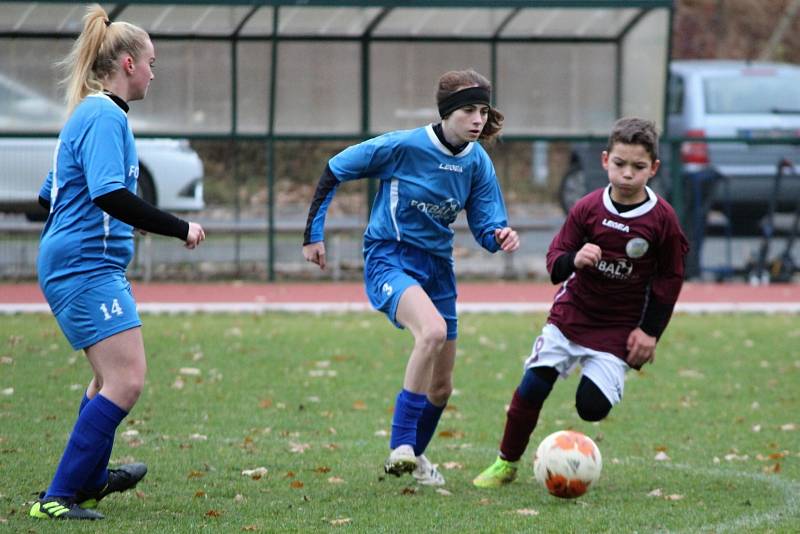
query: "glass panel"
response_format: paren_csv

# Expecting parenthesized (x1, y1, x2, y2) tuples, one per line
(502, 8, 638, 38)
(0, 38, 72, 132)
(132, 41, 231, 133)
(0, 2, 100, 33)
(277, 7, 382, 36)
(497, 44, 616, 135)
(621, 8, 668, 130)
(369, 42, 490, 132)
(236, 42, 271, 134)
(122, 5, 253, 35)
(374, 8, 512, 37)
(274, 42, 360, 134)
(239, 6, 273, 36)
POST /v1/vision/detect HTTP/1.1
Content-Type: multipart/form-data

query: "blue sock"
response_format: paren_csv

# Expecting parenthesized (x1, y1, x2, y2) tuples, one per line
(78, 392, 90, 415)
(389, 389, 427, 450)
(46, 394, 127, 498)
(414, 399, 445, 456)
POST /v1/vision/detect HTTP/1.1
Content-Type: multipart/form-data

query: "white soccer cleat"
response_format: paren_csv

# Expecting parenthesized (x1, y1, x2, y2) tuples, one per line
(384, 444, 417, 477)
(412, 454, 445, 486)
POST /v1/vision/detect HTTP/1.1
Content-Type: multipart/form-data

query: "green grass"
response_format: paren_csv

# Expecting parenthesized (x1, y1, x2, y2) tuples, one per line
(1, 312, 798, 533)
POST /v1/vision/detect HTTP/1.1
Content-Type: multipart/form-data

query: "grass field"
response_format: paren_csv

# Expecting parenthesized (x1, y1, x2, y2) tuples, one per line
(1, 312, 798, 533)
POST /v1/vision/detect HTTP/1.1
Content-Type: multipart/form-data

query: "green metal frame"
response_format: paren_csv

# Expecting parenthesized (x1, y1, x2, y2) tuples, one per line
(0, 0, 674, 280)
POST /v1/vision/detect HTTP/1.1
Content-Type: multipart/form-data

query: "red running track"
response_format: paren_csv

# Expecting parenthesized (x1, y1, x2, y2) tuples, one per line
(1, 282, 798, 304)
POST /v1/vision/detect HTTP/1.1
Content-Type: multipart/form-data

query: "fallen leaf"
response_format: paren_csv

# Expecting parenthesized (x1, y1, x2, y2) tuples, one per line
(436, 488, 452, 496)
(374, 430, 388, 437)
(234, 494, 244, 503)
(189, 434, 207, 441)
(401, 487, 417, 495)
(647, 488, 663, 497)
(516, 508, 539, 516)
(241, 467, 268, 478)
(438, 429, 465, 439)
(352, 400, 367, 410)
(259, 398, 273, 409)
(442, 462, 463, 470)
(654, 451, 670, 461)
(665, 494, 684, 501)
(179, 367, 201, 376)
(188, 470, 205, 479)
(241, 526, 258, 532)
(289, 442, 311, 454)
(329, 518, 351, 526)
(315, 466, 331, 473)
(1, 388, 13, 396)
(290, 480, 304, 489)
(328, 477, 345, 484)
(780, 423, 797, 431)
(205, 509, 221, 517)
(194, 490, 206, 498)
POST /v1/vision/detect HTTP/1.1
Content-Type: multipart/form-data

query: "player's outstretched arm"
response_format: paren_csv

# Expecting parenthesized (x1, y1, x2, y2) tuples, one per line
(494, 227, 519, 252)
(303, 241, 326, 270)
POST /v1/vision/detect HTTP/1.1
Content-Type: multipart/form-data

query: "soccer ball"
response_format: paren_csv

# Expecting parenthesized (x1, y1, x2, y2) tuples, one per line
(533, 430, 602, 499)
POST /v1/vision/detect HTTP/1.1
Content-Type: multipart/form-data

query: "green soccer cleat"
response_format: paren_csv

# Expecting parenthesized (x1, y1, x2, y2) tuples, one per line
(30, 495, 104, 520)
(76, 462, 148, 509)
(472, 456, 519, 488)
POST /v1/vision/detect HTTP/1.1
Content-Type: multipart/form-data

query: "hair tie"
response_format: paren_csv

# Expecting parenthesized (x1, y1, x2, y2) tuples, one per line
(104, 19, 112, 27)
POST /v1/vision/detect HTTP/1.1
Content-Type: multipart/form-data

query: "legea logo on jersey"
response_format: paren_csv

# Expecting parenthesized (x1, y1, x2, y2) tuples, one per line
(596, 258, 633, 280)
(602, 218, 629, 233)
(128, 165, 139, 178)
(410, 198, 461, 224)
(382, 282, 393, 296)
(438, 163, 463, 173)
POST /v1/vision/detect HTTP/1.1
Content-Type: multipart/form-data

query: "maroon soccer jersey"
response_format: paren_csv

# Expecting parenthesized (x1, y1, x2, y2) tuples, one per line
(546, 186, 688, 362)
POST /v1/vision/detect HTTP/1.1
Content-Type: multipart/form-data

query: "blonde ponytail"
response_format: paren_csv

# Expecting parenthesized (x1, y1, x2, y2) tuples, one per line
(58, 4, 149, 115)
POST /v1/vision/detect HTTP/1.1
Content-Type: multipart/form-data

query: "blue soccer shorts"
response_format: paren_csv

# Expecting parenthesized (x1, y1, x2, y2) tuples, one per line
(364, 240, 458, 340)
(53, 277, 142, 351)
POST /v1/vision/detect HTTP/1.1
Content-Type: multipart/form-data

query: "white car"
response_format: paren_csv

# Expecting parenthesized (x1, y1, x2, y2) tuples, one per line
(0, 74, 204, 218)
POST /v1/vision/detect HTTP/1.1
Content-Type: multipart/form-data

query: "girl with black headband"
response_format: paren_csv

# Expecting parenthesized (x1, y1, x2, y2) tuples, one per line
(303, 68, 519, 486)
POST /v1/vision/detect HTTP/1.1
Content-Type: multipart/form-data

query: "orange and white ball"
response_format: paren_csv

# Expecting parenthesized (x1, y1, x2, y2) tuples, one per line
(533, 430, 602, 498)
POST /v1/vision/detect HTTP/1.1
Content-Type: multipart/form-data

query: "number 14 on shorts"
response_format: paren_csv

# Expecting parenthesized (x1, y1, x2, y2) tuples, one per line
(99, 299, 124, 320)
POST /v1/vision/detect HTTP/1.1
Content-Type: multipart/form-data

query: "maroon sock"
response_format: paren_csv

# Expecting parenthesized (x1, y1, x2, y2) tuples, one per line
(498, 388, 542, 462)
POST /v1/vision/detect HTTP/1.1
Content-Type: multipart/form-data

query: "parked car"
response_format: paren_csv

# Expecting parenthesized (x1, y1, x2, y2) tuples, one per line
(0, 74, 204, 219)
(558, 60, 800, 232)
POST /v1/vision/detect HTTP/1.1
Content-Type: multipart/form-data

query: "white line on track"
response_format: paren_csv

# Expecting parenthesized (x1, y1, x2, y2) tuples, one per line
(1, 302, 799, 314)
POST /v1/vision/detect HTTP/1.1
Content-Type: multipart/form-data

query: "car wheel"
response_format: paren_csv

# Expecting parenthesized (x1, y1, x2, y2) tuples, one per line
(558, 165, 587, 214)
(137, 166, 157, 206)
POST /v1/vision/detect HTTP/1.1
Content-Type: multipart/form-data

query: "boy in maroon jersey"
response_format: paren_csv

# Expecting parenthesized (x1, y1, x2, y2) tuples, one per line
(473, 117, 688, 487)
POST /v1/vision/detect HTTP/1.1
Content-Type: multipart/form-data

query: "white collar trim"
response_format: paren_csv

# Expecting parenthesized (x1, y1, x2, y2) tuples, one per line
(602, 185, 658, 218)
(425, 124, 474, 158)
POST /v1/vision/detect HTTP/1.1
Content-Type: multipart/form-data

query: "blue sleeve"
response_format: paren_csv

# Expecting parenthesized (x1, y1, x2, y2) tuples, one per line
(328, 136, 397, 182)
(465, 152, 508, 253)
(79, 113, 128, 200)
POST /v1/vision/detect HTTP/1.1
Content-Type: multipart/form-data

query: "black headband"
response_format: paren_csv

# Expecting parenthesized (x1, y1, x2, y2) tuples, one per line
(437, 86, 491, 119)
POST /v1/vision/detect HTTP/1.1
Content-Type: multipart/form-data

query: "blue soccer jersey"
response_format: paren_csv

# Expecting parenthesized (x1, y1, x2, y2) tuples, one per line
(307, 124, 509, 259)
(38, 93, 139, 314)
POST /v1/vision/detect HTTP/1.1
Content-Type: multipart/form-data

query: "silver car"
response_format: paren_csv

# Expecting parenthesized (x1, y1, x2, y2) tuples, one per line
(558, 60, 800, 231)
(0, 74, 204, 219)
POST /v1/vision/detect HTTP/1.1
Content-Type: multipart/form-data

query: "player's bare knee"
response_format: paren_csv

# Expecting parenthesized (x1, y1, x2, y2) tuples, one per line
(415, 321, 447, 353)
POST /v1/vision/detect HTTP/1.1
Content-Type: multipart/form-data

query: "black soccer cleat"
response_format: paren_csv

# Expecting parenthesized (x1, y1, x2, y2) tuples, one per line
(76, 462, 148, 509)
(30, 494, 104, 520)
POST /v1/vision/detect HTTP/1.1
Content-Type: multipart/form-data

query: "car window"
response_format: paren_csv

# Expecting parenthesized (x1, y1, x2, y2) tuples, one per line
(703, 73, 800, 114)
(667, 73, 683, 114)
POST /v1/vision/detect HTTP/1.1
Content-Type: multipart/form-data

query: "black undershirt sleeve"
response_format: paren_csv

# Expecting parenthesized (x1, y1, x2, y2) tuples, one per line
(550, 251, 577, 284)
(639, 297, 673, 339)
(38, 195, 50, 211)
(93, 188, 189, 240)
(303, 164, 339, 245)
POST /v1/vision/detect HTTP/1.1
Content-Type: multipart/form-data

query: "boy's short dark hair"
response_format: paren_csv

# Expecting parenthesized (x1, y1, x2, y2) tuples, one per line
(607, 117, 659, 162)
